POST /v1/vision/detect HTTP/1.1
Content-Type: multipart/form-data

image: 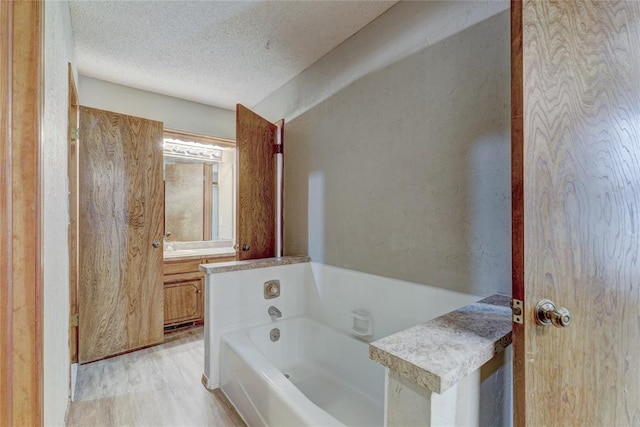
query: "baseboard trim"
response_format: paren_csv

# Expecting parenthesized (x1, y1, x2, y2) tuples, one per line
(201, 373, 212, 390)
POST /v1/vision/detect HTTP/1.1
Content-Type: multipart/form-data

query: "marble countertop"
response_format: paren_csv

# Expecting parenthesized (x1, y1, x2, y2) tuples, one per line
(199, 256, 311, 274)
(163, 247, 236, 261)
(369, 294, 512, 394)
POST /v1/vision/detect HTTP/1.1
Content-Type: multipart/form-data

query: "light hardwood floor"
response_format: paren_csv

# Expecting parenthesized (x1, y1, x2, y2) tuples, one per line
(67, 328, 246, 427)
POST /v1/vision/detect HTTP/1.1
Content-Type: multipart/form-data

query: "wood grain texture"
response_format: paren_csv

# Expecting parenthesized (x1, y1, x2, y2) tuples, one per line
(516, 1, 640, 425)
(79, 106, 164, 363)
(67, 331, 246, 427)
(0, 1, 44, 424)
(164, 163, 204, 241)
(510, 2, 525, 427)
(163, 255, 236, 276)
(163, 273, 204, 327)
(162, 255, 234, 328)
(164, 259, 207, 276)
(0, 2, 11, 422)
(236, 104, 277, 261)
(68, 63, 79, 364)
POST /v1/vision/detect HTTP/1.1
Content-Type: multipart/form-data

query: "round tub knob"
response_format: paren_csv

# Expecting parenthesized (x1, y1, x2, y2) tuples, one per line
(535, 299, 571, 328)
(152, 240, 161, 248)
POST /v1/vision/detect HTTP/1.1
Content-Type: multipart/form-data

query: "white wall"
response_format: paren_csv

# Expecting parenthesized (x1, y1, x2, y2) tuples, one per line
(307, 263, 479, 341)
(386, 346, 512, 427)
(270, 5, 511, 296)
(203, 262, 312, 387)
(78, 76, 235, 139)
(43, 1, 75, 424)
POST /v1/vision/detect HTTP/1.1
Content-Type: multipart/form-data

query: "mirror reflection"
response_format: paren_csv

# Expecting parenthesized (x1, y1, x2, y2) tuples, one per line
(163, 131, 236, 249)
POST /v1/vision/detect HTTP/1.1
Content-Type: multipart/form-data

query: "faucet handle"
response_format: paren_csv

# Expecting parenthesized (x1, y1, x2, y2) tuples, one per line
(264, 280, 280, 299)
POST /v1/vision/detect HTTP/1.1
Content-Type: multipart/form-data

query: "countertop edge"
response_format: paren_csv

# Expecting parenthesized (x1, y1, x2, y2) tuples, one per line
(369, 293, 512, 394)
(199, 256, 311, 273)
(164, 251, 236, 262)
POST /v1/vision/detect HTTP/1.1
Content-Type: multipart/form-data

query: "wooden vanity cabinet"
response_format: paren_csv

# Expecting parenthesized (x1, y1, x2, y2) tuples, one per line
(163, 272, 204, 327)
(163, 255, 236, 328)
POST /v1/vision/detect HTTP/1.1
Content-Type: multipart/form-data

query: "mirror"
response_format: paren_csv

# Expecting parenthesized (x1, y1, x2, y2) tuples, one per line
(163, 130, 236, 249)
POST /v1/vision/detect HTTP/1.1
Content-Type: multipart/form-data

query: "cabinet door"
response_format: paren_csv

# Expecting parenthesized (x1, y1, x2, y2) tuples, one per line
(236, 104, 281, 260)
(79, 106, 164, 363)
(164, 274, 204, 327)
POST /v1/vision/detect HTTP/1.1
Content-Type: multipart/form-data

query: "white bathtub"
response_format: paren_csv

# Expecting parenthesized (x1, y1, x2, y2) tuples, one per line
(220, 316, 385, 427)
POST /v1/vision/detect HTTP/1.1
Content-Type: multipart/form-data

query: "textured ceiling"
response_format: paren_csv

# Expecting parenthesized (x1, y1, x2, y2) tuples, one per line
(69, 1, 397, 110)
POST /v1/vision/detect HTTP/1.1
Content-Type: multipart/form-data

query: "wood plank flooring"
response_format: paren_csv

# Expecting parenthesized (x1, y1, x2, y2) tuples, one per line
(67, 328, 246, 427)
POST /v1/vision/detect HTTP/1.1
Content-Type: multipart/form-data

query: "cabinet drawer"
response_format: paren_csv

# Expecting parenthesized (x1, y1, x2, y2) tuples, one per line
(163, 259, 206, 276)
(163, 254, 236, 275)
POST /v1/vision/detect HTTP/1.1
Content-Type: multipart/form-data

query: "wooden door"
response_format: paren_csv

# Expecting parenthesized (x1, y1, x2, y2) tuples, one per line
(236, 104, 282, 260)
(512, 1, 640, 425)
(78, 106, 164, 363)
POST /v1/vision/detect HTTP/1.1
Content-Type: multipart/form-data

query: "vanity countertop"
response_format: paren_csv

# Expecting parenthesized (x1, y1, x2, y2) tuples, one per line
(199, 256, 311, 274)
(163, 247, 235, 261)
(369, 294, 512, 394)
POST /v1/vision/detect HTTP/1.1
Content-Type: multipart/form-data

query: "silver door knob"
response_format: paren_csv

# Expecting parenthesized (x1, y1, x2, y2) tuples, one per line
(241, 243, 250, 251)
(152, 240, 161, 248)
(535, 299, 571, 328)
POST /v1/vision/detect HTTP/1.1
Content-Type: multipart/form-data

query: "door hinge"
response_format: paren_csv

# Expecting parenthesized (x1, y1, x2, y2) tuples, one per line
(71, 313, 79, 327)
(510, 298, 523, 324)
(273, 144, 283, 155)
(70, 127, 79, 141)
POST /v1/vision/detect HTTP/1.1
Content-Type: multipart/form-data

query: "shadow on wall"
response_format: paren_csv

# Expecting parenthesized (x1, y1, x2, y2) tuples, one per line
(284, 11, 511, 297)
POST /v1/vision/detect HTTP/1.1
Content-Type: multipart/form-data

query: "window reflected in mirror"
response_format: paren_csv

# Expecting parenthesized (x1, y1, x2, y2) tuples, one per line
(163, 130, 235, 248)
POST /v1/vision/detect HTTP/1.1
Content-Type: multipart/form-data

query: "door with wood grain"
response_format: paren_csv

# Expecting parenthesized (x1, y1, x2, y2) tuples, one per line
(236, 104, 283, 260)
(512, 1, 640, 425)
(78, 106, 164, 363)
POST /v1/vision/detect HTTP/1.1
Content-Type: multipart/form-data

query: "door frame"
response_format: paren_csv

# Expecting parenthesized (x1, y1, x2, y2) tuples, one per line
(0, 1, 45, 425)
(510, 2, 525, 426)
(68, 63, 79, 365)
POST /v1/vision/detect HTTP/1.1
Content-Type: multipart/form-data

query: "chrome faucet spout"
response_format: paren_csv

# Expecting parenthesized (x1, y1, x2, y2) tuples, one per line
(268, 306, 282, 319)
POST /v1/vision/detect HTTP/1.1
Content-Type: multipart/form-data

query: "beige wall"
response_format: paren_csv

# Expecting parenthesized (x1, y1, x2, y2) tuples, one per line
(283, 10, 511, 296)
(78, 76, 235, 139)
(253, 1, 508, 123)
(43, 0, 75, 424)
